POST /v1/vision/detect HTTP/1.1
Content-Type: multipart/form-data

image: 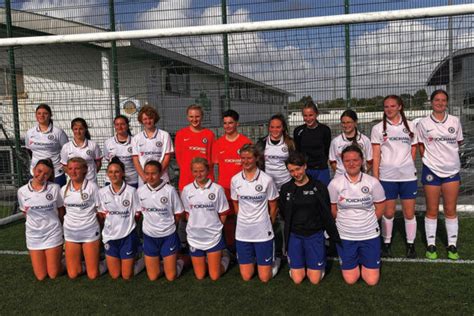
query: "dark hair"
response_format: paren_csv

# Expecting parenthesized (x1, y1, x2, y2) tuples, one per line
(430, 89, 449, 102)
(138, 105, 160, 125)
(382, 95, 414, 139)
(302, 100, 318, 114)
(36, 103, 53, 124)
(341, 145, 365, 172)
(114, 115, 132, 136)
(285, 151, 307, 167)
(71, 117, 91, 140)
(191, 157, 210, 171)
(222, 109, 239, 122)
(144, 160, 163, 173)
(340, 109, 359, 147)
(268, 113, 295, 152)
(107, 156, 125, 174)
(34, 159, 55, 182)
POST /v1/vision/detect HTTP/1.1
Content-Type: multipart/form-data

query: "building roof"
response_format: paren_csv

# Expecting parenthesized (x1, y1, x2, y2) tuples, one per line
(427, 47, 474, 86)
(0, 7, 291, 96)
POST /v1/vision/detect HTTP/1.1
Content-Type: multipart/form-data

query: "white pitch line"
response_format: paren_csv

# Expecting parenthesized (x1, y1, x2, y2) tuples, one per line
(328, 256, 474, 264)
(0, 250, 28, 255)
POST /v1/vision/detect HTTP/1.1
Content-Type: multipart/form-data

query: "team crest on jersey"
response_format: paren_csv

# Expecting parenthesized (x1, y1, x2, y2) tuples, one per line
(282, 147, 288, 153)
(160, 197, 168, 204)
(361, 186, 369, 194)
(202, 138, 208, 144)
(237, 149, 240, 155)
(403, 128, 409, 134)
(208, 193, 216, 200)
(122, 200, 130, 207)
(81, 193, 89, 200)
(46, 193, 53, 201)
(426, 174, 434, 182)
(156, 141, 163, 147)
(86, 149, 92, 156)
(48, 134, 55, 140)
(127, 147, 133, 153)
(448, 127, 455, 134)
(255, 184, 263, 192)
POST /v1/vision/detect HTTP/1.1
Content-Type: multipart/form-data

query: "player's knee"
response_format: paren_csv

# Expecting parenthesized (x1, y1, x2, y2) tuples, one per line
(258, 273, 271, 283)
(108, 271, 120, 280)
(35, 273, 48, 281)
(343, 276, 358, 285)
(209, 272, 221, 281)
(363, 276, 379, 286)
(122, 273, 133, 281)
(291, 274, 304, 285)
(241, 273, 253, 282)
(194, 272, 206, 280)
(308, 276, 321, 285)
(67, 270, 80, 279)
(165, 272, 177, 281)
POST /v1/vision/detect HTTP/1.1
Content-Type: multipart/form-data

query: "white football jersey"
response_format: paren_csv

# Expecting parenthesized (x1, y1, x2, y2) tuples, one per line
(371, 119, 417, 181)
(328, 173, 385, 241)
(417, 113, 463, 178)
(263, 137, 291, 190)
(25, 124, 69, 177)
(181, 180, 229, 250)
(17, 181, 64, 250)
(98, 183, 140, 243)
(103, 135, 138, 185)
(137, 182, 184, 238)
(60, 139, 103, 183)
(329, 132, 373, 176)
(231, 169, 279, 242)
(61, 180, 101, 242)
(132, 129, 174, 184)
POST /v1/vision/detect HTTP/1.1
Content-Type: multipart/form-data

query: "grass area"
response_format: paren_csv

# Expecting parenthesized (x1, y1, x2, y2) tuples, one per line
(1, 215, 474, 314)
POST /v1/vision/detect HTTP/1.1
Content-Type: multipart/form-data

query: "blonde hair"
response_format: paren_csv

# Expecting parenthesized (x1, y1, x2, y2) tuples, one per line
(187, 104, 203, 116)
(191, 157, 209, 171)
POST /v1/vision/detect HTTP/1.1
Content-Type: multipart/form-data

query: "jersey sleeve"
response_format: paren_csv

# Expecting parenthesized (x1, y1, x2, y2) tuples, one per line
(370, 125, 382, 144)
(328, 138, 338, 162)
(416, 121, 426, 144)
(409, 121, 418, 145)
(55, 185, 64, 208)
(131, 190, 141, 215)
(103, 140, 110, 162)
(59, 129, 69, 147)
(25, 130, 32, 150)
(371, 178, 386, 203)
(327, 180, 339, 204)
(170, 187, 184, 214)
(179, 187, 190, 212)
(230, 176, 238, 201)
(363, 135, 373, 161)
(174, 129, 183, 165)
(60, 144, 69, 165)
(131, 135, 139, 156)
(164, 131, 174, 154)
(211, 139, 220, 164)
(93, 185, 101, 211)
(323, 126, 331, 158)
(456, 118, 464, 142)
(216, 186, 230, 213)
(266, 178, 279, 201)
(318, 184, 341, 243)
(17, 189, 25, 212)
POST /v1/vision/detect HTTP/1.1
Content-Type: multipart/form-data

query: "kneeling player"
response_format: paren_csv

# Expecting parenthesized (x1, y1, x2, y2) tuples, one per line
(137, 161, 185, 281)
(328, 146, 386, 286)
(181, 158, 231, 280)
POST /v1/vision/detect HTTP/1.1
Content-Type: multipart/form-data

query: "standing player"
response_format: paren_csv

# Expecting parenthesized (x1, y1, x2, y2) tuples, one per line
(231, 144, 279, 282)
(103, 115, 138, 188)
(212, 110, 252, 252)
(61, 157, 104, 279)
(18, 159, 64, 280)
(417, 90, 463, 260)
(181, 157, 231, 280)
(137, 160, 185, 281)
(25, 104, 69, 186)
(328, 145, 386, 286)
(60, 118, 102, 184)
(329, 109, 372, 177)
(175, 104, 215, 191)
(132, 106, 173, 186)
(98, 157, 142, 279)
(279, 152, 340, 284)
(256, 113, 294, 259)
(293, 101, 332, 186)
(371, 95, 418, 258)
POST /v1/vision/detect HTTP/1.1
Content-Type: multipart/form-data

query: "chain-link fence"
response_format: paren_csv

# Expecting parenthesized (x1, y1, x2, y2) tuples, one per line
(0, 0, 473, 217)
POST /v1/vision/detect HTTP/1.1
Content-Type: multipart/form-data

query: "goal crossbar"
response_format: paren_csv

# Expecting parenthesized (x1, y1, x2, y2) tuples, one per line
(0, 4, 473, 47)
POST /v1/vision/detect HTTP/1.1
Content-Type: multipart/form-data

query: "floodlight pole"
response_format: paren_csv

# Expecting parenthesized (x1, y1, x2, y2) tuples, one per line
(222, 0, 231, 110)
(5, 0, 23, 186)
(109, 0, 121, 117)
(344, 0, 351, 108)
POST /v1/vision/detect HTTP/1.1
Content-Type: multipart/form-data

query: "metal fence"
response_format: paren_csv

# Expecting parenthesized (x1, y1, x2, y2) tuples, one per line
(0, 0, 473, 217)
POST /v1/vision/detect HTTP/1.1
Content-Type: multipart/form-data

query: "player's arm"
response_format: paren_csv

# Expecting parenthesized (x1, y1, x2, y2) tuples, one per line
(331, 203, 337, 219)
(268, 199, 278, 224)
(329, 161, 337, 172)
(371, 144, 381, 179)
(232, 200, 239, 215)
(418, 143, 425, 158)
(411, 144, 417, 161)
(132, 156, 146, 182)
(95, 159, 102, 172)
(161, 153, 171, 173)
(374, 201, 385, 220)
(58, 206, 65, 224)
